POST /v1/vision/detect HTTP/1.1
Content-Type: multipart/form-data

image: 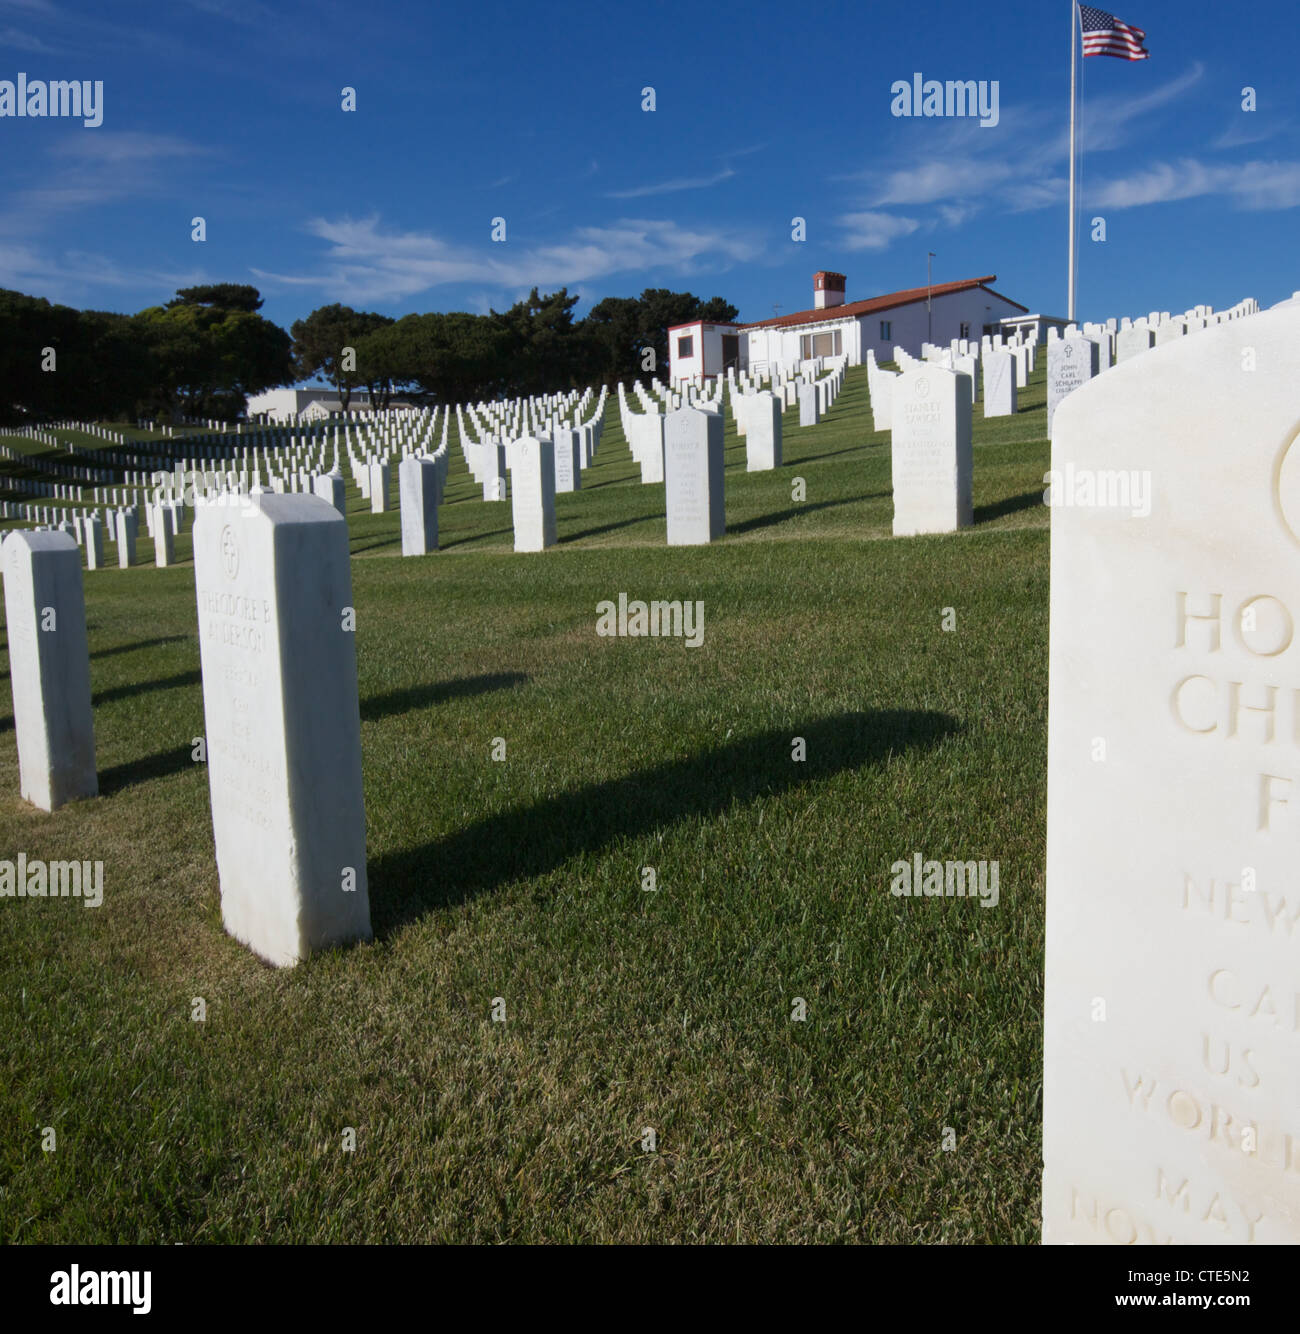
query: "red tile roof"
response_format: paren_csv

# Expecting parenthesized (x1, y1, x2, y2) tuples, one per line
(735, 276, 1027, 330)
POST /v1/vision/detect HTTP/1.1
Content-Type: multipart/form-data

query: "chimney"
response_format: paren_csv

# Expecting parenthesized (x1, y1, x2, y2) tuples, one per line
(813, 271, 846, 310)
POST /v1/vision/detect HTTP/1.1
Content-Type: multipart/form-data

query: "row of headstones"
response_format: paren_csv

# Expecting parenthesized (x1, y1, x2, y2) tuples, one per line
(619, 382, 720, 485)
(463, 386, 600, 451)
(462, 392, 606, 501)
(1046, 298, 1260, 437)
(458, 385, 600, 442)
(923, 341, 1037, 420)
(874, 299, 1259, 537)
(618, 360, 844, 486)
(470, 424, 599, 503)
(502, 407, 728, 552)
(2, 411, 449, 545)
(655, 356, 837, 410)
(22, 406, 441, 484)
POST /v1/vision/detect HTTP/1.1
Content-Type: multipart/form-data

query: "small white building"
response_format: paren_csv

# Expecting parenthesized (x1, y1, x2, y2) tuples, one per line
(245, 387, 390, 422)
(996, 312, 1069, 343)
(668, 272, 1032, 381)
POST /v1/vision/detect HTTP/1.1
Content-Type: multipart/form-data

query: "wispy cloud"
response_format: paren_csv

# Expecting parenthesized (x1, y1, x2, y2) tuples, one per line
(252, 213, 763, 304)
(829, 61, 1228, 252)
(875, 159, 1015, 207)
(1092, 158, 1300, 210)
(605, 168, 735, 199)
(1211, 117, 1290, 151)
(0, 24, 52, 50)
(0, 133, 217, 232)
(0, 240, 206, 304)
(48, 131, 204, 165)
(837, 211, 921, 251)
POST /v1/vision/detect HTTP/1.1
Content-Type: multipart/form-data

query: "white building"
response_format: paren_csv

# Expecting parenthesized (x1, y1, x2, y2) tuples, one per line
(668, 272, 1032, 381)
(245, 387, 396, 422)
(996, 312, 1069, 343)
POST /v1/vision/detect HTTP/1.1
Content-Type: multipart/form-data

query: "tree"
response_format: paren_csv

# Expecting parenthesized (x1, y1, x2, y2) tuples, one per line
(290, 304, 392, 413)
(488, 288, 595, 397)
(583, 295, 647, 387)
(167, 284, 264, 313)
(581, 288, 738, 386)
(136, 288, 291, 420)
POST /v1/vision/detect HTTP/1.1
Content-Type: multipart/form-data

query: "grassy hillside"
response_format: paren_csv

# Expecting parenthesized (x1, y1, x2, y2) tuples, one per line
(0, 364, 1050, 1242)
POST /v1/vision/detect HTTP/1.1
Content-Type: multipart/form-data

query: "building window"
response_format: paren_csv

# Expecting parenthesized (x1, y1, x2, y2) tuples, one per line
(677, 335, 694, 359)
(880, 320, 891, 340)
(959, 323, 970, 339)
(800, 330, 842, 359)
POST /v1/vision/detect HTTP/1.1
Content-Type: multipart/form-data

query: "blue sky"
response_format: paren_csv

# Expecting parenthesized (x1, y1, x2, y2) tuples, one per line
(1, 0, 1296, 333)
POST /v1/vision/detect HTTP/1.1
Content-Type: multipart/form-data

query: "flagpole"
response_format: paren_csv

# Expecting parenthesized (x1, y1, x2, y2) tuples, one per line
(1067, 0, 1078, 321)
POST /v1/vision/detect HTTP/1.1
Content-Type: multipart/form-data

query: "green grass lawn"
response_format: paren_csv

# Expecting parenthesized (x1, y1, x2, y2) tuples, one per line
(0, 364, 1050, 1243)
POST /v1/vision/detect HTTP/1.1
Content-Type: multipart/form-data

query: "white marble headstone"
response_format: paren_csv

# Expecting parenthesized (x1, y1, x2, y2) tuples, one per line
(115, 510, 137, 568)
(192, 493, 371, 967)
(398, 455, 439, 556)
(745, 392, 782, 471)
(983, 348, 1017, 418)
(313, 470, 346, 516)
(507, 437, 557, 553)
(890, 366, 973, 536)
(664, 407, 725, 545)
(2, 530, 97, 810)
(153, 504, 174, 567)
(1044, 299, 1300, 1244)
(1047, 337, 1101, 439)
(552, 428, 581, 493)
(369, 460, 390, 513)
(1116, 325, 1156, 364)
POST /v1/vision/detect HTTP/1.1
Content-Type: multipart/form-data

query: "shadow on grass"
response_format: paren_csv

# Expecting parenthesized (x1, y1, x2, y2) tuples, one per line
(93, 669, 201, 706)
(579, 472, 636, 491)
(790, 444, 880, 465)
(90, 635, 189, 660)
(99, 743, 196, 795)
(974, 490, 1046, 525)
(564, 514, 657, 542)
(727, 495, 877, 535)
(361, 671, 527, 723)
(370, 708, 960, 933)
(438, 528, 514, 549)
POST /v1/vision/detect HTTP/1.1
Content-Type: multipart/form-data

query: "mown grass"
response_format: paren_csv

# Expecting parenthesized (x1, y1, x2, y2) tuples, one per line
(0, 364, 1049, 1242)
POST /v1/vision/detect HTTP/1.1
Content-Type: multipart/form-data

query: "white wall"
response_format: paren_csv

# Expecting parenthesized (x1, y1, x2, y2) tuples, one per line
(245, 386, 378, 422)
(668, 322, 704, 382)
(668, 323, 745, 381)
(245, 388, 304, 421)
(742, 289, 1028, 373)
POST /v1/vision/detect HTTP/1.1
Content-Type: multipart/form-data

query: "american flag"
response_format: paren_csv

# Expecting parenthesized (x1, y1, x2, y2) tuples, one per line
(1079, 5, 1150, 60)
